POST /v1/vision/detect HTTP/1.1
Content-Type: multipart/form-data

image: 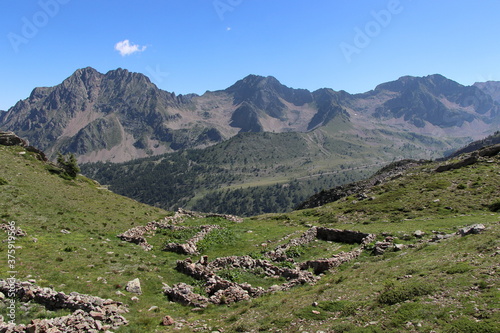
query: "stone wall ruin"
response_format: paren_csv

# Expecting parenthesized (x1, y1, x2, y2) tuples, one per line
(0, 280, 128, 332)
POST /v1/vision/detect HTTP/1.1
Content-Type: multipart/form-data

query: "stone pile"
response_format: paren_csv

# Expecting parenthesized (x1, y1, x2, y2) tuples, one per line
(164, 255, 318, 306)
(268, 226, 375, 261)
(299, 249, 364, 274)
(117, 221, 187, 251)
(0, 280, 128, 332)
(117, 208, 242, 251)
(163, 225, 222, 255)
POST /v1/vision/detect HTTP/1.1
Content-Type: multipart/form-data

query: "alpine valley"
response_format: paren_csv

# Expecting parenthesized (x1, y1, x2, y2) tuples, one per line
(1, 67, 499, 216)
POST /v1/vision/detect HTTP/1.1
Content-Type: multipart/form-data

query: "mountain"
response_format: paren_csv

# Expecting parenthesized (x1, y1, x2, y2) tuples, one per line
(474, 81, 500, 104)
(1, 68, 499, 163)
(0, 67, 202, 162)
(1, 137, 499, 332)
(0, 69, 343, 162)
(349, 74, 499, 130)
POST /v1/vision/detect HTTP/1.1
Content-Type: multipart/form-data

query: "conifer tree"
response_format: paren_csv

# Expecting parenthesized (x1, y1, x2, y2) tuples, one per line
(57, 152, 80, 179)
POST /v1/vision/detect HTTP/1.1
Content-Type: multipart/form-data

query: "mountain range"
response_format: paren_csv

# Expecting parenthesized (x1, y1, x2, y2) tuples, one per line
(0, 67, 499, 163)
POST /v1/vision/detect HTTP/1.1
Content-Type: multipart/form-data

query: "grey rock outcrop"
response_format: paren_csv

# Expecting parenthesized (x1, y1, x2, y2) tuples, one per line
(0, 131, 27, 147)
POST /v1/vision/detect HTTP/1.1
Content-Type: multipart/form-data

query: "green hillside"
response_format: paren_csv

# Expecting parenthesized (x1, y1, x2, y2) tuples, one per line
(1, 142, 499, 332)
(81, 121, 466, 216)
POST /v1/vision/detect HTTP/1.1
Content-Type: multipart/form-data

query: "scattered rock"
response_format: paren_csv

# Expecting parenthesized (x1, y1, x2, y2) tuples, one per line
(394, 243, 405, 251)
(126, 278, 142, 295)
(373, 241, 392, 255)
(458, 224, 486, 236)
(161, 315, 175, 326)
(414, 230, 425, 238)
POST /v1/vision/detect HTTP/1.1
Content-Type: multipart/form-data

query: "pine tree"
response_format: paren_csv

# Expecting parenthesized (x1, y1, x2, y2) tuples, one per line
(57, 152, 80, 179)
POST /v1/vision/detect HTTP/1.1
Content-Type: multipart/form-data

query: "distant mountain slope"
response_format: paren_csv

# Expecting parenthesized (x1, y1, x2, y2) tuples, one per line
(474, 81, 500, 103)
(81, 124, 466, 216)
(297, 133, 500, 210)
(358, 74, 499, 128)
(1, 68, 499, 163)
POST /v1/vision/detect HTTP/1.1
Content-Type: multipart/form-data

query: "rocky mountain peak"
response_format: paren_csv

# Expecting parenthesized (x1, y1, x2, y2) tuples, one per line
(1, 68, 499, 163)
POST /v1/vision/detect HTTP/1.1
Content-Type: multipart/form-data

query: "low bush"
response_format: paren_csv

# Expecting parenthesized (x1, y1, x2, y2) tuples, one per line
(488, 200, 500, 212)
(378, 281, 435, 305)
(318, 300, 359, 316)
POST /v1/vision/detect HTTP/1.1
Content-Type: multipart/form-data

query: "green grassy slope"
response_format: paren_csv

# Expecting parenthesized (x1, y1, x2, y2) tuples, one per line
(1, 143, 499, 332)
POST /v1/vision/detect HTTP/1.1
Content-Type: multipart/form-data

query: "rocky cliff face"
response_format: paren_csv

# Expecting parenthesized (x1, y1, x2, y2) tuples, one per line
(368, 74, 499, 128)
(1, 68, 499, 163)
(0, 67, 206, 162)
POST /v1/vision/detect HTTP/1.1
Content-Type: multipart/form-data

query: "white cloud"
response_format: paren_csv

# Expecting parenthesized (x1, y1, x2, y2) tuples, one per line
(114, 40, 147, 56)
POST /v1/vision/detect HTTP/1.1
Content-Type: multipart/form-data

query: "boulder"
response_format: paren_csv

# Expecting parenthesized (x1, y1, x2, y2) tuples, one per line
(0, 131, 27, 147)
(161, 315, 175, 326)
(458, 224, 486, 236)
(125, 278, 142, 295)
(413, 230, 425, 238)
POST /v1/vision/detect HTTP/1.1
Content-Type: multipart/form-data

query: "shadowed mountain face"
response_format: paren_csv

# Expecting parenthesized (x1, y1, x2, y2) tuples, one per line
(0, 68, 499, 162)
(474, 81, 500, 104)
(368, 74, 499, 127)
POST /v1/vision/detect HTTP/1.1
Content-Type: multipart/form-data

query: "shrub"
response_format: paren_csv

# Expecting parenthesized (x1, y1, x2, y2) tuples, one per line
(0, 177, 8, 185)
(285, 245, 304, 258)
(488, 200, 500, 212)
(378, 281, 435, 305)
(218, 268, 242, 282)
(318, 300, 359, 316)
(56, 152, 80, 179)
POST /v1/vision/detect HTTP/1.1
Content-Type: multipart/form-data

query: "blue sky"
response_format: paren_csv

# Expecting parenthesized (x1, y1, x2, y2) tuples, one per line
(1, 0, 499, 110)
